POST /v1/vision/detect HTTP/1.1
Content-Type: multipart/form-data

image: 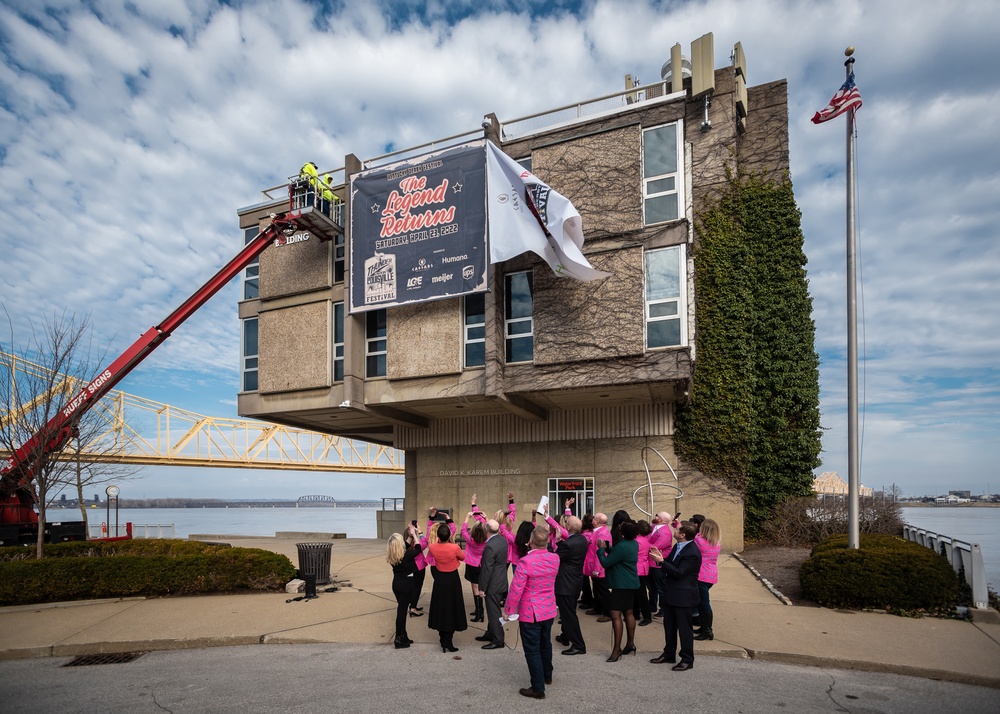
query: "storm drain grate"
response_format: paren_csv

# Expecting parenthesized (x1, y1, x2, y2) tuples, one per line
(63, 651, 147, 667)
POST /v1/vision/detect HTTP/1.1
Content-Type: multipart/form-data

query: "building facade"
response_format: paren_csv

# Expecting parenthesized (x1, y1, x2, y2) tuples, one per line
(237, 43, 791, 551)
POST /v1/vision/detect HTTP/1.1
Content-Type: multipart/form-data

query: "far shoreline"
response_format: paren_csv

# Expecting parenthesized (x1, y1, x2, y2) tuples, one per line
(901, 502, 1000, 508)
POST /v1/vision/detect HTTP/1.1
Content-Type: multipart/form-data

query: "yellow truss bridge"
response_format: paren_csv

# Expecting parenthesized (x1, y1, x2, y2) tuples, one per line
(1, 350, 403, 474)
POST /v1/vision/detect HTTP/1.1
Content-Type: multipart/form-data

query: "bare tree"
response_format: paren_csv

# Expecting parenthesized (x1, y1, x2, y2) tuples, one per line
(1, 309, 139, 557)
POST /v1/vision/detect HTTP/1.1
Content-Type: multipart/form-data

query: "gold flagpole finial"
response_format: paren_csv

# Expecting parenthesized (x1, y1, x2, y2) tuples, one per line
(845, 46, 855, 57)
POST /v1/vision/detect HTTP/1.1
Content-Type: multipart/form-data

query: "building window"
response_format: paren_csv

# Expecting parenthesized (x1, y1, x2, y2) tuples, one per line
(505, 271, 533, 363)
(334, 302, 345, 382)
(366, 309, 386, 378)
(516, 156, 532, 173)
(642, 122, 683, 225)
(645, 245, 686, 349)
(464, 292, 486, 368)
(548, 477, 595, 520)
(241, 317, 258, 391)
(333, 233, 345, 283)
(243, 226, 260, 299)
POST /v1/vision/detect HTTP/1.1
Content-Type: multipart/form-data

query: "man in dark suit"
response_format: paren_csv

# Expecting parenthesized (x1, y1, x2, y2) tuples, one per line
(649, 520, 702, 670)
(476, 519, 509, 649)
(553, 515, 588, 655)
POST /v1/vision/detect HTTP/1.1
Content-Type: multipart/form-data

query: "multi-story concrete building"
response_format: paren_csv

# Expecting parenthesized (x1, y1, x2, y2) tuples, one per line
(237, 38, 791, 550)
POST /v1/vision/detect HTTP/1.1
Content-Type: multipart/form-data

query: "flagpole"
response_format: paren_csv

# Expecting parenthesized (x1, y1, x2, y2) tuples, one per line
(845, 47, 860, 550)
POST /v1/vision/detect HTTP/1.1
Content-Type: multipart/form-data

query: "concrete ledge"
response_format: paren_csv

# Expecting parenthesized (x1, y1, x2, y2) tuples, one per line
(274, 532, 346, 539)
(971, 607, 1000, 625)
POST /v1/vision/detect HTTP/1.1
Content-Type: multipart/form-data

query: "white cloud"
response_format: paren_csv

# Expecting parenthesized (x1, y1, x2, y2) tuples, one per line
(1, 0, 997, 499)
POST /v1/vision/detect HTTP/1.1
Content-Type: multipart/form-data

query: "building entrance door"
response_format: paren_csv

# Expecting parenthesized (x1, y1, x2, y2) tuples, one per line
(548, 477, 595, 519)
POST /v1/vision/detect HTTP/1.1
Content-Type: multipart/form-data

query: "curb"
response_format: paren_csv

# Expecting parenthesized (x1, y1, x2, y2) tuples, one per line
(732, 553, 793, 606)
(744, 649, 1000, 690)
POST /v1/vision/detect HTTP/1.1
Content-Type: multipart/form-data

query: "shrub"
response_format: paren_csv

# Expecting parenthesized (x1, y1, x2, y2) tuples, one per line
(0, 539, 230, 562)
(799, 534, 958, 614)
(761, 495, 904, 547)
(0, 539, 295, 606)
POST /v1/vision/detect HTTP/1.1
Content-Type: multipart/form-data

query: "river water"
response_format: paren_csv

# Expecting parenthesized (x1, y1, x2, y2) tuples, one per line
(901, 506, 1000, 590)
(52, 506, 382, 540)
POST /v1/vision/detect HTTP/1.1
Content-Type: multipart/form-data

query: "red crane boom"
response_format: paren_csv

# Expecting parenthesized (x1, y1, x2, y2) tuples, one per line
(1, 204, 338, 544)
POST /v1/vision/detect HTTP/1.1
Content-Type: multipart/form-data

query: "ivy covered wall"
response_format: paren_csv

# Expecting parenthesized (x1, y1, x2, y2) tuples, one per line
(676, 172, 822, 538)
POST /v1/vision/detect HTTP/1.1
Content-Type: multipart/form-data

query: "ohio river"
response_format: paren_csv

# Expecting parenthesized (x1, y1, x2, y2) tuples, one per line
(901, 506, 1000, 589)
(53, 506, 382, 539)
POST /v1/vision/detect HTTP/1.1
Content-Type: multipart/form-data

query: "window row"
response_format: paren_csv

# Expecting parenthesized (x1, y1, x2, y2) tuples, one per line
(241, 227, 345, 301)
(240, 245, 684, 391)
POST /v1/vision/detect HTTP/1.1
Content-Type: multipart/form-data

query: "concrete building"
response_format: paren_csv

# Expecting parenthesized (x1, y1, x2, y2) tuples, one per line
(237, 38, 793, 551)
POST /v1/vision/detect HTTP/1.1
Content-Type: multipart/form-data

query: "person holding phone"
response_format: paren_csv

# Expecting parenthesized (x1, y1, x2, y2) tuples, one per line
(387, 523, 422, 649)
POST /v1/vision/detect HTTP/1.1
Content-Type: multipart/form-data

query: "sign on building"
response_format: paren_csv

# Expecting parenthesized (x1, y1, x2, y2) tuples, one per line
(349, 140, 488, 313)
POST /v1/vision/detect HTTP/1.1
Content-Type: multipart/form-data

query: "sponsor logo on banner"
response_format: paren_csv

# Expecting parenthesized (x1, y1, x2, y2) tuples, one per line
(462, 265, 475, 280)
(411, 258, 433, 272)
(441, 254, 468, 264)
(431, 273, 454, 284)
(364, 253, 396, 304)
(406, 276, 423, 289)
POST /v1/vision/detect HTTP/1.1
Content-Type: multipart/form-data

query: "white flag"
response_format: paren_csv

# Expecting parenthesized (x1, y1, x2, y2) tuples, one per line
(485, 140, 610, 281)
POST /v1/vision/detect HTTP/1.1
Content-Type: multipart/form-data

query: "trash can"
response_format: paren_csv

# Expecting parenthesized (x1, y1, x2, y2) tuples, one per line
(296, 542, 332, 586)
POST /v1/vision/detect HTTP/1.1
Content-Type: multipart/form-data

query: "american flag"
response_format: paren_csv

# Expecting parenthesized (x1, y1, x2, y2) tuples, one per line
(811, 72, 863, 124)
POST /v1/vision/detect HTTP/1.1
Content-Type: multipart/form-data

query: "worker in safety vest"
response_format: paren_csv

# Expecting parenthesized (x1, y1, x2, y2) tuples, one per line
(321, 175, 337, 218)
(299, 161, 320, 207)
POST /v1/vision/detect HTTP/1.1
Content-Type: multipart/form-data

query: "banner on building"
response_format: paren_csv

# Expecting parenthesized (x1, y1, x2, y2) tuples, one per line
(349, 140, 488, 313)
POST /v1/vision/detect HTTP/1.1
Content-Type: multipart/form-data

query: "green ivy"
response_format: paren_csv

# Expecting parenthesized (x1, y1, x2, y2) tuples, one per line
(676, 171, 821, 538)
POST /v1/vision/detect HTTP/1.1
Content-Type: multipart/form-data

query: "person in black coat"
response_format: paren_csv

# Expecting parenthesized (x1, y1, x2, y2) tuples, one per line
(649, 520, 702, 670)
(386, 524, 422, 649)
(553, 515, 588, 655)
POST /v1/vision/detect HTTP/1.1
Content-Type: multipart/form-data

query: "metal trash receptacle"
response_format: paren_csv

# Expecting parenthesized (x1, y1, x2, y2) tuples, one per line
(296, 542, 332, 586)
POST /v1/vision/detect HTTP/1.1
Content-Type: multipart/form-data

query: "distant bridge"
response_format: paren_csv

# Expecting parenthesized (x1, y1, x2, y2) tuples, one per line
(297, 495, 337, 505)
(1, 350, 404, 474)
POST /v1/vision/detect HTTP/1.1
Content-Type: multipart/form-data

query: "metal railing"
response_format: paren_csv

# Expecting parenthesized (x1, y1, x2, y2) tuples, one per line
(903, 525, 989, 610)
(88, 522, 175, 539)
(258, 80, 684, 203)
(500, 80, 679, 141)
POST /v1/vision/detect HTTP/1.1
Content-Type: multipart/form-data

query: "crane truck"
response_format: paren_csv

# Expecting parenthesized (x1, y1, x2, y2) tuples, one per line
(0, 197, 341, 546)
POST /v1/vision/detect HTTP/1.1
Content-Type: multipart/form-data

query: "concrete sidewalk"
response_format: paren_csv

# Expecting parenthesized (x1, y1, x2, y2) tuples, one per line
(1, 537, 998, 688)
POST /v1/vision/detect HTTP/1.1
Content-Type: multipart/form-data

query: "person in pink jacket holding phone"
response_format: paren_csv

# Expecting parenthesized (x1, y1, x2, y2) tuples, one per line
(505, 526, 560, 700)
(584, 512, 612, 621)
(694, 518, 722, 640)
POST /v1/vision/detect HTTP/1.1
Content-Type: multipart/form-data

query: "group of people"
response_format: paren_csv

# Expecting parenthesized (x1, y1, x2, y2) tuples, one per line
(385, 493, 722, 699)
(297, 161, 340, 220)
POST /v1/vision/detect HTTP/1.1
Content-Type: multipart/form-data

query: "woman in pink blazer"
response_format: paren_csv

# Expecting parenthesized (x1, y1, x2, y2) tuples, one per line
(462, 501, 489, 622)
(694, 518, 722, 640)
(634, 520, 654, 626)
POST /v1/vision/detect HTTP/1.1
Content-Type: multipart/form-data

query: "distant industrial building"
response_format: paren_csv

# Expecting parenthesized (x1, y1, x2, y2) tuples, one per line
(813, 472, 874, 498)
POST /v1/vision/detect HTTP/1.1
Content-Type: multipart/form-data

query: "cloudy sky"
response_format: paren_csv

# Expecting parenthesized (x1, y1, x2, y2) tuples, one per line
(1, 0, 997, 501)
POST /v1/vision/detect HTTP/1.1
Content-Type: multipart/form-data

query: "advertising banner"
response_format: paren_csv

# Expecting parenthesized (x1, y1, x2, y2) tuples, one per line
(349, 140, 487, 313)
